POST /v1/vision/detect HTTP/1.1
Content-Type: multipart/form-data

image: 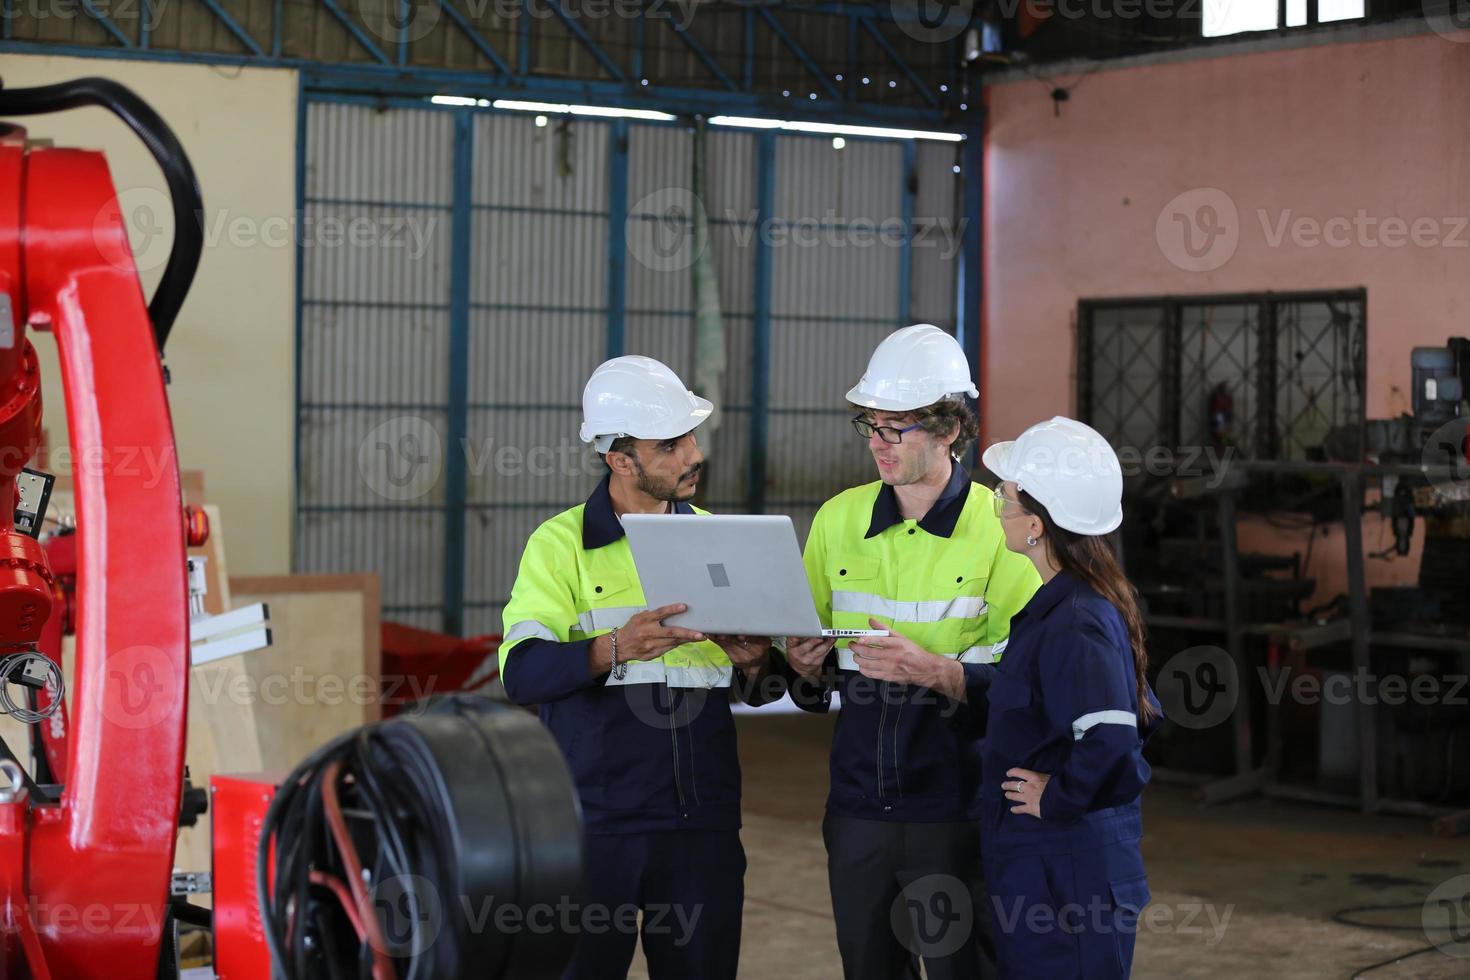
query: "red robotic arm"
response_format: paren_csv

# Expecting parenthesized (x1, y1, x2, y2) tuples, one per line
(0, 83, 200, 978)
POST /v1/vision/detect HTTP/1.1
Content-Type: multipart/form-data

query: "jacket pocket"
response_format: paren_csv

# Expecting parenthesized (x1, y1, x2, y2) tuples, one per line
(828, 555, 881, 589)
(1109, 873, 1151, 924)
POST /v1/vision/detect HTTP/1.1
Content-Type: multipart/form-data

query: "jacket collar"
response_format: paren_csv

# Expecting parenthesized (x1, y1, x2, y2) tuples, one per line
(582, 474, 696, 550)
(1017, 569, 1081, 622)
(865, 459, 972, 540)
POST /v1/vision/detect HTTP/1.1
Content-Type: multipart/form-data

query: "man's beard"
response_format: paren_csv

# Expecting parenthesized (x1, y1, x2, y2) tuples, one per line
(879, 446, 941, 487)
(632, 456, 701, 502)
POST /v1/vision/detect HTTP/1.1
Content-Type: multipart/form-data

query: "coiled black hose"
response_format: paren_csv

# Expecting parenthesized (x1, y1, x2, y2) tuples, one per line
(258, 695, 584, 980)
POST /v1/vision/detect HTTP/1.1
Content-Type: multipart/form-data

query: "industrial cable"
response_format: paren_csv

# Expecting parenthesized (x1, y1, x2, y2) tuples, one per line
(257, 695, 583, 980)
(0, 654, 64, 724)
(310, 868, 366, 940)
(1331, 901, 1453, 977)
(0, 77, 203, 351)
(1348, 943, 1440, 977)
(321, 759, 395, 980)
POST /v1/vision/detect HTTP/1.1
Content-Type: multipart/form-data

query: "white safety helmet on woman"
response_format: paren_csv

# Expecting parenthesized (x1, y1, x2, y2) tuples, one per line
(983, 417, 1124, 536)
(847, 324, 979, 412)
(579, 355, 713, 453)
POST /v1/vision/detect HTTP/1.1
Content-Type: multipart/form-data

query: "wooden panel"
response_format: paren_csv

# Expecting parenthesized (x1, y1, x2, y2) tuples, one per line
(228, 575, 381, 770)
(177, 502, 242, 880)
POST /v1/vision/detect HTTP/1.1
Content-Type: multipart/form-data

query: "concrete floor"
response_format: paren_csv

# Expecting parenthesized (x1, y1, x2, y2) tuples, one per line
(630, 713, 1470, 979)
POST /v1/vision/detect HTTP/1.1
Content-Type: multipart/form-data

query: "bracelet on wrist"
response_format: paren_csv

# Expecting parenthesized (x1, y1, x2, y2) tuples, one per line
(610, 627, 626, 680)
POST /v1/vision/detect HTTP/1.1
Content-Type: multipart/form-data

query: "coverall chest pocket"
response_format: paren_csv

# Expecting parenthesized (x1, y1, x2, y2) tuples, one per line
(986, 671, 1039, 754)
(828, 556, 881, 602)
(585, 569, 638, 602)
(576, 570, 644, 634)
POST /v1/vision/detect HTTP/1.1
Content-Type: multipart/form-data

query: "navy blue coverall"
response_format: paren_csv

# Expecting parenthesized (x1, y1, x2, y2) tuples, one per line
(499, 477, 784, 980)
(963, 571, 1163, 979)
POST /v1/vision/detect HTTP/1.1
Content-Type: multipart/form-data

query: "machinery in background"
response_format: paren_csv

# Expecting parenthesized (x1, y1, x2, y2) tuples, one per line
(0, 76, 201, 978)
(1129, 336, 1470, 829)
(1367, 339, 1470, 623)
(0, 79, 586, 977)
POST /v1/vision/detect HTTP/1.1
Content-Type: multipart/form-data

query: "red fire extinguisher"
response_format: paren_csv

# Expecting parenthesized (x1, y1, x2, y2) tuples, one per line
(1210, 382, 1235, 453)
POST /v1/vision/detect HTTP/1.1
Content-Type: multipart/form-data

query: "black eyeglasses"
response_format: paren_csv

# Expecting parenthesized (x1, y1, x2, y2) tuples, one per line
(851, 415, 925, 445)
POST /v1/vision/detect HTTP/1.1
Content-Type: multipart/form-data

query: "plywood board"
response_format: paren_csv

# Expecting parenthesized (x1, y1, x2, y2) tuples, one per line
(180, 575, 378, 884)
(177, 502, 242, 880)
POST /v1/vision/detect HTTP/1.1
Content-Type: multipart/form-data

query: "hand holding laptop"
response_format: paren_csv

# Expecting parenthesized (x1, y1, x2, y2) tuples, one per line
(589, 603, 707, 674)
(785, 636, 834, 679)
(621, 514, 888, 640)
(706, 634, 773, 669)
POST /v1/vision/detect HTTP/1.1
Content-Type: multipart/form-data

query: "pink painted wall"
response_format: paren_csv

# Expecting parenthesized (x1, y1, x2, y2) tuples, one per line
(983, 32, 1470, 603)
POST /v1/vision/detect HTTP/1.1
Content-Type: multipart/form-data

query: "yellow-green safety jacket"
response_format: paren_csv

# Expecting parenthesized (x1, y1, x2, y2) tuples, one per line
(498, 476, 776, 833)
(784, 461, 1041, 821)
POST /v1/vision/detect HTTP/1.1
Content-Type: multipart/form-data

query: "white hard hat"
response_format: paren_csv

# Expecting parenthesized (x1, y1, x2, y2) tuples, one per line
(579, 355, 713, 453)
(846, 324, 979, 412)
(982, 417, 1124, 536)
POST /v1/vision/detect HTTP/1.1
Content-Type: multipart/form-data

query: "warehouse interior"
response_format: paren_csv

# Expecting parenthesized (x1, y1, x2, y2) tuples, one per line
(0, 0, 1468, 975)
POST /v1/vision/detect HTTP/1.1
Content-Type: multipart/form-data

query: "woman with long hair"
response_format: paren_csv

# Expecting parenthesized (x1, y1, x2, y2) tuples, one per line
(977, 416, 1162, 979)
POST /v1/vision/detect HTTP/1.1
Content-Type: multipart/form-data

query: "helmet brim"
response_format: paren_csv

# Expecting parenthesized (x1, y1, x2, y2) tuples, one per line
(581, 396, 714, 447)
(984, 438, 1124, 536)
(982, 440, 1016, 481)
(845, 383, 979, 413)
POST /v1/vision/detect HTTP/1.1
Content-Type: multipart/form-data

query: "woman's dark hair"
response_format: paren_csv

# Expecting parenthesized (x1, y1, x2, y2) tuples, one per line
(1018, 489, 1157, 723)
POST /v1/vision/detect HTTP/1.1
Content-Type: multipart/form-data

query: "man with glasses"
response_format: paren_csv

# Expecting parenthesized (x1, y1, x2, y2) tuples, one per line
(780, 324, 1041, 980)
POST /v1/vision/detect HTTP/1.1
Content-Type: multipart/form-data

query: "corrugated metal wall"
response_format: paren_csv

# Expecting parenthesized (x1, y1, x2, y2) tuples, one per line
(297, 103, 456, 630)
(296, 96, 962, 633)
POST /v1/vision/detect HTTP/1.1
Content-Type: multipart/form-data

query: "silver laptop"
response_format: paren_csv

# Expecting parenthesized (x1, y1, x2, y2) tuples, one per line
(622, 513, 887, 638)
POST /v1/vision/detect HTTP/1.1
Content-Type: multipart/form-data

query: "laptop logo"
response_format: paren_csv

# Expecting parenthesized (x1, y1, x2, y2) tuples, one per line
(707, 563, 731, 588)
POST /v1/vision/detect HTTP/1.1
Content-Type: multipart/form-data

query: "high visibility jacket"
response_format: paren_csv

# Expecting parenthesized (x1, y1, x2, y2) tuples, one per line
(498, 476, 771, 834)
(788, 461, 1041, 821)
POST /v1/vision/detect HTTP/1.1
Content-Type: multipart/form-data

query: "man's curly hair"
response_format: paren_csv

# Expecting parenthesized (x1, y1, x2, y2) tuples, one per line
(851, 395, 978, 458)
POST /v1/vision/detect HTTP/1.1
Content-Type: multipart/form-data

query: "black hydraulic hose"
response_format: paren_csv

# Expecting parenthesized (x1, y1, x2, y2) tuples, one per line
(0, 77, 202, 352)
